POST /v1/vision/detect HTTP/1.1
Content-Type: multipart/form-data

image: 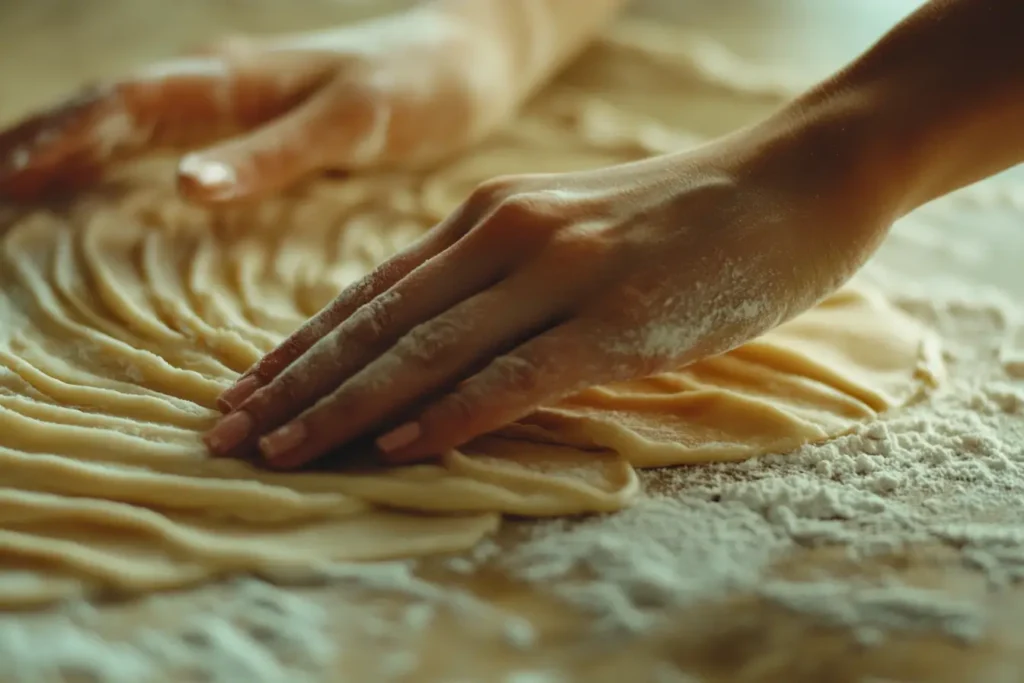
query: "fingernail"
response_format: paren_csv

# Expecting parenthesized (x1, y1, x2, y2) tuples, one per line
(217, 374, 262, 413)
(376, 422, 421, 454)
(178, 154, 237, 197)
(260, 422, 308, 460)
(9, 147, 30, 171)
(203, 410, 254, 454)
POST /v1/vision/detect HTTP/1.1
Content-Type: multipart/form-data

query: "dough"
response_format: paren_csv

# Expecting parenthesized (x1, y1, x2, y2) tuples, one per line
(0, 21, 942, 607)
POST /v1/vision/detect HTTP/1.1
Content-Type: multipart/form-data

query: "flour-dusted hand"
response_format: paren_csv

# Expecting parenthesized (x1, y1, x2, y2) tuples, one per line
(0, 0, 628, 203)
(202, 0, 1024, 469)
(200, 101, 902, 469)
(0, 12, 516, 202)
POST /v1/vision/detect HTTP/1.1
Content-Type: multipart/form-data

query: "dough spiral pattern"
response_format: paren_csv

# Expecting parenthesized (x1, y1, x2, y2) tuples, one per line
(0, 22, 941, 606)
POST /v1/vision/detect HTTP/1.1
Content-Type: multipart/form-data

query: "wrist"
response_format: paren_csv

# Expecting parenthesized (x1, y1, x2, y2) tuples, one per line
(715, 81, 908, 241)
(431, 0, 628, 103)
(763, 0, 1024, 219)
(427, 0, 528, 92)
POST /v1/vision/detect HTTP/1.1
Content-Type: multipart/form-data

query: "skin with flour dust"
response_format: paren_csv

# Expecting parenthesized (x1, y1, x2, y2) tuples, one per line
(0, 0, 1022, 471)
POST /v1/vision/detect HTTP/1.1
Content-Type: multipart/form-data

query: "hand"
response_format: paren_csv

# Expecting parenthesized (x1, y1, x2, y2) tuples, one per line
(201, 111, 895, 470)
(0, 8, 517, 203)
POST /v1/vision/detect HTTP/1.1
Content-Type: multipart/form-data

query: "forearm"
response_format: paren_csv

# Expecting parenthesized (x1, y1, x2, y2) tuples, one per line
(431, 0, 630, 100)
(798, 0, 1024, 218)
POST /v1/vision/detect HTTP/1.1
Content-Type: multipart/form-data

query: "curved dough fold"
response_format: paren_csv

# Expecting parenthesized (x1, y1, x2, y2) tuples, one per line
(0, 21, 941, 606)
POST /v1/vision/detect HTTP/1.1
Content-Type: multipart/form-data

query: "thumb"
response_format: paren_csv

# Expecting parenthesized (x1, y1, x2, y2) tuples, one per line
(175, 88, 340, 204)
(176, 79, 393, 204)
(0, 51, 331, 202)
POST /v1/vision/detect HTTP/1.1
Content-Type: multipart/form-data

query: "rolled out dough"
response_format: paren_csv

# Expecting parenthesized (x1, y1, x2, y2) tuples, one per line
(0, 21, 942, 607)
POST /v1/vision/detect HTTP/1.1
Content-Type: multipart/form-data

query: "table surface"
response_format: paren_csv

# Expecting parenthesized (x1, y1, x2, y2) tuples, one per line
(3, 2, 1024, 682)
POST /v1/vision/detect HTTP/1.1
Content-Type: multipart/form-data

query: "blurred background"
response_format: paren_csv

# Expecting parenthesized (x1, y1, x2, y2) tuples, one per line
(0, 0, 924, 124)
(6, 0, 1021, 297)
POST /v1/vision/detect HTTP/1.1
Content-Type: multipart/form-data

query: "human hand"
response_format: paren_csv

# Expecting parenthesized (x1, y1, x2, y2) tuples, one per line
(201, 110, 896, 469)
(0, 8, 518, 203)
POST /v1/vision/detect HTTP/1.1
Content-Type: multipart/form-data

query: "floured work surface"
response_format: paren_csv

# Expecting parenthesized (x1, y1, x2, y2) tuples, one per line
(10, 1, 1024, 681)
(0, 19, 944, 610)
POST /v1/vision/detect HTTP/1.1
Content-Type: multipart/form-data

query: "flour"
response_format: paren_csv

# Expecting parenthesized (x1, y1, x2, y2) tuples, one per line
(756, 580, 987, 645)
(0, 584, 333, 683)
(503, 672, 564, 683)
(477, 226, 1024, 651)
(5, 2, 1024, 682)
(8, 256, 1020, 680)
(0, 618, 153, 683)
(503, 494, 785, 634)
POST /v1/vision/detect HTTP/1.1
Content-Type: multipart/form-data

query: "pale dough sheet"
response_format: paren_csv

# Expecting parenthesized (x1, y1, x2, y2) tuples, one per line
(0, 22, 942, 607)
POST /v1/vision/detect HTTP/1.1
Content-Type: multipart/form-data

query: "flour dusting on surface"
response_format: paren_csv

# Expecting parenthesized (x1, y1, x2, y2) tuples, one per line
(3, 1, 1024, 682)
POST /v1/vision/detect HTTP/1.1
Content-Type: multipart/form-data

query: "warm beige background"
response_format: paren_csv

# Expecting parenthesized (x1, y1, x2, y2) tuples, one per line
(4, 2, 1024, 682)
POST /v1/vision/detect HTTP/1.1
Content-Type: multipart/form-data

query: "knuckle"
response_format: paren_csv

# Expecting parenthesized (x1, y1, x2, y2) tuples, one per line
(491, 194, 548, 227)
(558, 234, 610, 262)
(475, 193, 563, 248)
(394, 318, 464, 368)
(469, 176, 517, 208)
(301, 392, 344, 430)
(339, 265, 391, 312)
(545, 221, 617, 266)
(488, 353, 544, 396)
(245, 371, 300, 418)
(430, 391, 478, 432)
(628, 346, 668, 378)
(345, 291, 400, 349)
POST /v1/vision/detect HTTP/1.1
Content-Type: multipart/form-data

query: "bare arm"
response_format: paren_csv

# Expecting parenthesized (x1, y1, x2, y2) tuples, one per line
(0, 0, 629, 202)
(769, 0, 1024, 224)
(203, 0, 1024, 468)
(437, 0, 631, 102)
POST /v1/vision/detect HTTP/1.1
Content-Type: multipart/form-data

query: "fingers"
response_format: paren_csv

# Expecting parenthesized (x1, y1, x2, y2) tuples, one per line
(0, 85, 131, 199)
(179, 74, 399, 204)
(0, 52, 330, 201)
(184, 34, 255, 59)
(204, 219, 522, 458)
(253, 267, 568, 470)
(176, 87, 337, 203)
(214, 198, 487, 412)
(378, 320, 621, 464)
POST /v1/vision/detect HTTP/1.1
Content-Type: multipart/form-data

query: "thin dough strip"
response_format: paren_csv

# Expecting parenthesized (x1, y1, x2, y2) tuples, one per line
(675, 354, 878, 417)
(0, 528, 209, 593)
(81, 212, 189, 346)
(5, 231, 227, 405)
(0, 448, 360, 521)
(230, 239, 306, 335)
(0, 489, 361, 567)
(0, 403, 209, 468)
(188, 233, 281, 349)
(0, 394, 198, 443)
(320, 457, 637, 516)
(141, 230, 264, 371)
(1, 457, 350, 520)
(0, 19, 943, 606)
(57, 222, 236, 381)
(0, 343, 212, 428)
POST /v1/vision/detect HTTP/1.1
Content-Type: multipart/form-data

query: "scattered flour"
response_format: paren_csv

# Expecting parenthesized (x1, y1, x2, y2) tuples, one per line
(503, 671, 565, 683)
(0, 579, 334, 683)
(4, 3, 1024, 681)
(503, 495, 784, 635)
(484, 290, 1024, 645)
(6, 171, 1024, 683)
(756, 579, 987, 645)
(0, 618, 153, 683)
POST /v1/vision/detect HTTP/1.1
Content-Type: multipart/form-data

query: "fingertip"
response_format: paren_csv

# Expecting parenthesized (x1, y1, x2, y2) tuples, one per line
(217, 374, 263, 413)
(375, 421, 459, 465)
(376, 422, 422, 456)
(177, 153, 242, 202)
(0, 109, 98, 201)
